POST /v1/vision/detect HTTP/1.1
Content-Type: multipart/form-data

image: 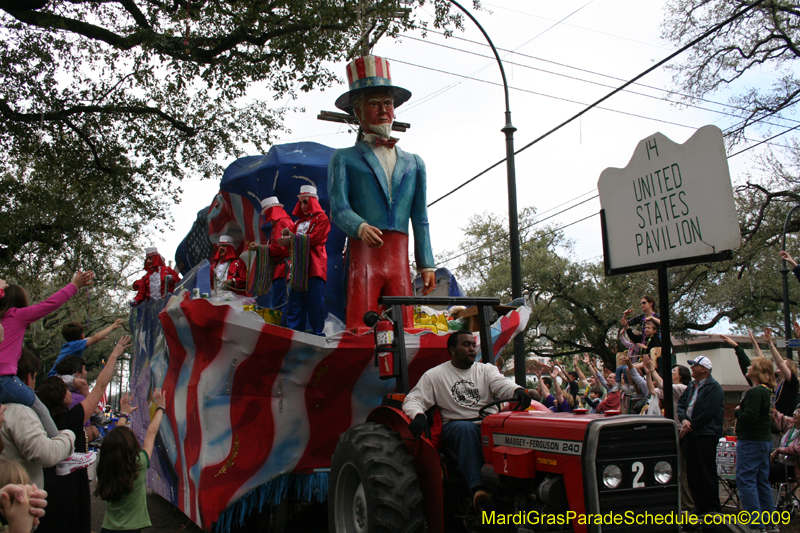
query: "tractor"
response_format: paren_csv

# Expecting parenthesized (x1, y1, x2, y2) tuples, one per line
(328, 296, 682, 533)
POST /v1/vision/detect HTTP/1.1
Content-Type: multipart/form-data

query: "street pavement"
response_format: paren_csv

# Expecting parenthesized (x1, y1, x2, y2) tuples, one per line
(89, 481, 327, 532)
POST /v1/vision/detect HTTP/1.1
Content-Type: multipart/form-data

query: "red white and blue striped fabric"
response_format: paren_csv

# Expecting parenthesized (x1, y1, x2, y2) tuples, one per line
(346, 55, 392, 88)
(136, 292, 528, 530)
(207, 190, 261, 249)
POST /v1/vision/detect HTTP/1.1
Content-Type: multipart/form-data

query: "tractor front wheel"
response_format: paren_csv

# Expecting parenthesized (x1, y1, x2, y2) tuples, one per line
(329, 422, 425, 533)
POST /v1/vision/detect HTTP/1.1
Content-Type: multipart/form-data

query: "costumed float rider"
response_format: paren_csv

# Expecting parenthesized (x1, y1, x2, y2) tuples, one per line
(248, 196, 294, 310)
(402, 331, 531, 512)
(328, 55, 435, 333)
(210, 235, 248, 299)
(277, 186, 330, 335)
(130, 247, 180, 306)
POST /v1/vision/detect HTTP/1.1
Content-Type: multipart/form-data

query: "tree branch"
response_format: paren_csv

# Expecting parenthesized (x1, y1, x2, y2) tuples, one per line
(0, 99, 196, 134)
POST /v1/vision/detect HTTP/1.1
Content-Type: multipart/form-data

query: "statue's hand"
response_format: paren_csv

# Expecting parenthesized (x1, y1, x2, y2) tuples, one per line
(361, 225, 384, 248)
(421, 271, 436, 295)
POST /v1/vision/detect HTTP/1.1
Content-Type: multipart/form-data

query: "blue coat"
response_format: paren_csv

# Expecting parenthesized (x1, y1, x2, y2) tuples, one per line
(328, 142, 435, 269)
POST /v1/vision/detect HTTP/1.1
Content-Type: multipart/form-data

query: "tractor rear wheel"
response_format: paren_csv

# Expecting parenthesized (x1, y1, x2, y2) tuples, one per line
(329, 422, 425, 533)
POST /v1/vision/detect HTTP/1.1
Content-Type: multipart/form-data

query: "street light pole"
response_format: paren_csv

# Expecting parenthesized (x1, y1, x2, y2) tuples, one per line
(781, 205, 800, 360)
(447, 0, 524, 385)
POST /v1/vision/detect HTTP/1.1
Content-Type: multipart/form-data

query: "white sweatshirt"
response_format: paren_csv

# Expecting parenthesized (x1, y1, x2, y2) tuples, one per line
(402, 361, 520, 424)
(0, 404, 75, 487)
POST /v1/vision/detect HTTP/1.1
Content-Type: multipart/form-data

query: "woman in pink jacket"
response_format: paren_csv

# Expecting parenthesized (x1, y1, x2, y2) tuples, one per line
(0, 271, 94, 436)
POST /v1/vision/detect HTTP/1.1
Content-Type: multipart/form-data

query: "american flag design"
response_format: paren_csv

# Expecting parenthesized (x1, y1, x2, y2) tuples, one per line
(207, 190, 261, 249)
(346, 55, 392, 87)
(128, 286, 530, 531)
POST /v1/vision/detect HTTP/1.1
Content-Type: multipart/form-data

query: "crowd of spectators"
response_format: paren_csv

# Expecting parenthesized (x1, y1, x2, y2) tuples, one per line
(0, 271, 166, 532)
(526, 277, 800, 531)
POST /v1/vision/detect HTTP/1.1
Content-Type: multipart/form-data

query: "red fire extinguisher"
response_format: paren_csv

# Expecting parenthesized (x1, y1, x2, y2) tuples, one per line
(375, 319, 395, 379)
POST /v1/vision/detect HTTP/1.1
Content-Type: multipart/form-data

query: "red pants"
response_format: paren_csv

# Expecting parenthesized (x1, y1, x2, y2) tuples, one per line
(346, 231, 414, 332)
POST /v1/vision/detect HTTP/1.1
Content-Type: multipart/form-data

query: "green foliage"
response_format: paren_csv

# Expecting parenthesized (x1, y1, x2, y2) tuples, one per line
(0, 0, 477, 370)
(0, 0, 473, 271)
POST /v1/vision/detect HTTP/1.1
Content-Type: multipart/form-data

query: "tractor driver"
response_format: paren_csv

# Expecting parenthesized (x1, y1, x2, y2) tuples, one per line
(402, 330, 531, 511)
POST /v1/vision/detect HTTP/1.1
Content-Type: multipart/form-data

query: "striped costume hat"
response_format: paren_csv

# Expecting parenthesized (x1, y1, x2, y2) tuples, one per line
(335, 55, 411, 114)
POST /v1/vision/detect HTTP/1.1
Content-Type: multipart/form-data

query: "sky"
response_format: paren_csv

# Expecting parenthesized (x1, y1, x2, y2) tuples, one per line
(159, 0, 793, 325)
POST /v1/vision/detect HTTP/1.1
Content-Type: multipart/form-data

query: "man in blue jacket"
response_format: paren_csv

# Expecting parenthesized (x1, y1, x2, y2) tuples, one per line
(328, 55, 436, 332)
(677, 355, 724, 516)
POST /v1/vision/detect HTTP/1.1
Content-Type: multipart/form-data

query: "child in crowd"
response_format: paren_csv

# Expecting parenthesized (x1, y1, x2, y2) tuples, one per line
(584, 386, 604, 413)
(0, 271, 94, 438)
(0, 457, 35, 533)
(95, 389, 166, 532)
(48, 318, 124, 377)
(53, 356, 90, 399)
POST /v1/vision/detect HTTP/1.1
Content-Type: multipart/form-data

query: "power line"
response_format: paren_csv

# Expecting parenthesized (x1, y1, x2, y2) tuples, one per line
(427, 0, 770, 208)
(395, 55, 790, 161)
(450, 212, 600, 273)
(438, 194, 599, 266)
(728, 123, 800, 158)
(443, 110, 792, 272)
(392, 58, 705, 129)
(444, 113, 793, 272)
(406, 24, 800, 128)
(399, 34, 798, 133)
(536, 188, 597, 217)
(402, 0, 596, 112)
(481, 2, 672, 51)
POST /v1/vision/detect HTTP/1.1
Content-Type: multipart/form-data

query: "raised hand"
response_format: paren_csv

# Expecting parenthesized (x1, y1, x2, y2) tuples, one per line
(111, 335, 132, 358)
(780, 251, 798, 268)
(120, 392, 138, 416)
(71, 270, 95, 288)
(153, 388, 167, 410)
(719, 334, 737, 347)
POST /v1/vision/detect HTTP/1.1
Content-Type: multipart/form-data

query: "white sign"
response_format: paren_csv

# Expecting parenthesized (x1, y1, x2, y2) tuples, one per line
(598, 125, 741, 273)
(493, 433, 582, 455)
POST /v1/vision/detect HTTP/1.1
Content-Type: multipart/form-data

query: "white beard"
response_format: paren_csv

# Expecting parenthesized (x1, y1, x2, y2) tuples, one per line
(369, 123, 393, 138)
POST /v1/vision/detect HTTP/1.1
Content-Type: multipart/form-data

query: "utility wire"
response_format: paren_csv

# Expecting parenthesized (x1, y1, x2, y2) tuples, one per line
(392, 57, 702, 130)
(442, 97, 793, 271)
(403, 0, 596, 111)
(426, 0, 770, 208)
(438, 194, 599, 266)
(728, 123, 800, 158)
(396, 56, 790, 161)
(406, 24, 800, 127)
(482, 2, 673, 51)
(399, 34, 797, 133)
(450, 212, 600, 273)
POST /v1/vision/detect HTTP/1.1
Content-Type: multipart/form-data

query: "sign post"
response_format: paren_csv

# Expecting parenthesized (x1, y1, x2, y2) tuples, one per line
(598, 125, 741, 419)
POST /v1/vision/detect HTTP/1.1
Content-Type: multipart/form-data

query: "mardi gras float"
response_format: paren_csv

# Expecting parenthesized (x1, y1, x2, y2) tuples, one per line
(127, 142, 530, 531)
(125, 56, 531, 532)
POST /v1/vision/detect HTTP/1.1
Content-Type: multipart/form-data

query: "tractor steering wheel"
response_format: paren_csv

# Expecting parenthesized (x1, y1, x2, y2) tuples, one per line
(478, 397, 521, 419)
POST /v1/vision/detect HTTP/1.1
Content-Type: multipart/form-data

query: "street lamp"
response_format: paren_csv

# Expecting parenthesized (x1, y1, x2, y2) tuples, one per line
(445, 0, 525, 386)
(781, 205, 800, 360)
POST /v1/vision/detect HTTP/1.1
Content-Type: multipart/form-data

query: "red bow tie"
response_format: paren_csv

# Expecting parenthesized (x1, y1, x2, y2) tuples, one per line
(375, 137, 398, 149)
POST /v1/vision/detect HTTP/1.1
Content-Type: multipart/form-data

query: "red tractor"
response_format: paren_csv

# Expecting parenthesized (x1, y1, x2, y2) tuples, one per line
(328, 296, 682, 533)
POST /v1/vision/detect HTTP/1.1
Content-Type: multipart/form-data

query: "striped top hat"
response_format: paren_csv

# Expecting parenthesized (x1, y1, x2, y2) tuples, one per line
(145, 247, 159, 256)
(335, 55, 411, 115)
(219, 235, 234, 246)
